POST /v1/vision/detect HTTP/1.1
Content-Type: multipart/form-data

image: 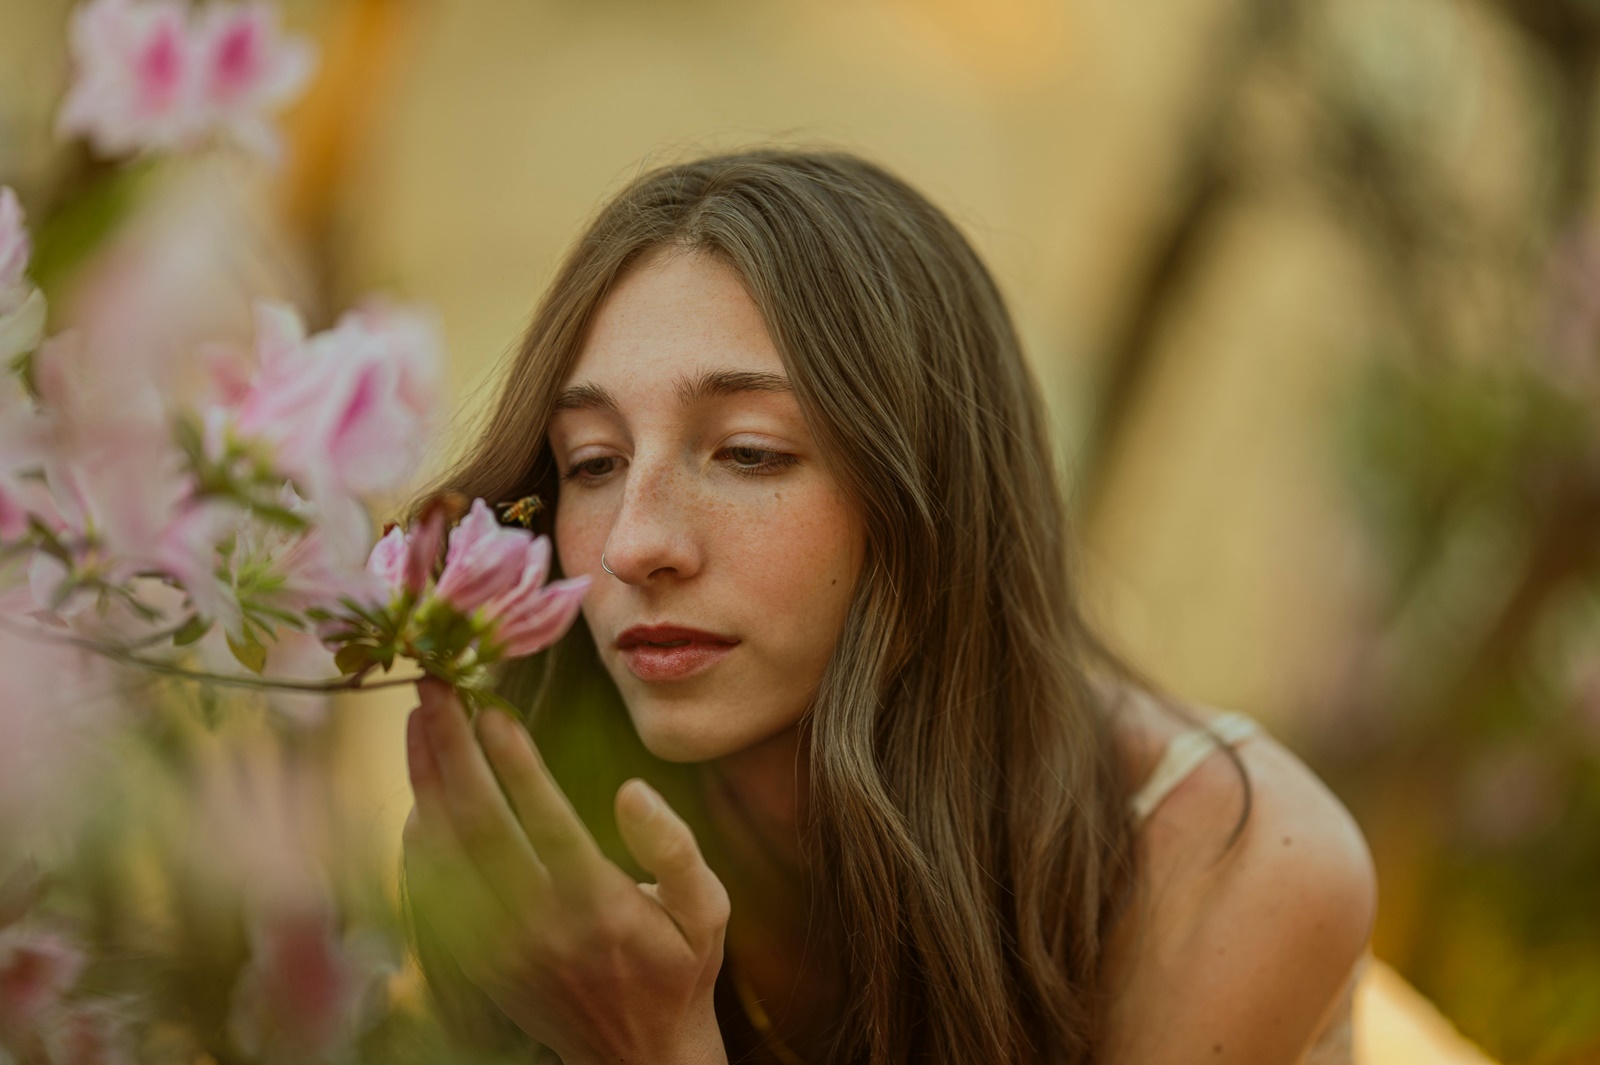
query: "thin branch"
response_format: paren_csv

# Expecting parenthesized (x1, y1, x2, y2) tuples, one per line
(0, 616, 426, 695)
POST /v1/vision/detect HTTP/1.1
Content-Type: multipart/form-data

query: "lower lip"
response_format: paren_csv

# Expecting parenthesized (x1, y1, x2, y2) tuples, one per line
(617, 639, 736, 681)
(620, 642, 738, 681)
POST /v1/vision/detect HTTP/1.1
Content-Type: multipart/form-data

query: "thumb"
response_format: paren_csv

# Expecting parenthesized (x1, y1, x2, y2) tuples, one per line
(616, 779, 730, 947)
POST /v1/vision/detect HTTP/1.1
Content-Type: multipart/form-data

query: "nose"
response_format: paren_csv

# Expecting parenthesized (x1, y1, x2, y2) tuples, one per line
(599, 451, 704, 584)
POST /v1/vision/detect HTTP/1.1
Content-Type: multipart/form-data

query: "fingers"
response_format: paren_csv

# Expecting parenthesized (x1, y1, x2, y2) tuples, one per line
(406, 684, 550, 914)
(473, 709, 612, 900)
(615, 779, 730, 950)
(413, 680, 550, 910)
(402, 713, 512, 985)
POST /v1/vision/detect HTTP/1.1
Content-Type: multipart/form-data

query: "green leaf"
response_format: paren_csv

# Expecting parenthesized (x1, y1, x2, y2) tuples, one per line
(172, 413, 205, 467)
(334, 643, 375, 674)
(173, 615, 211, 646)
(250, 502, 310, 533)
(226, 629, 267, 674)
(28, 158, 155, 299)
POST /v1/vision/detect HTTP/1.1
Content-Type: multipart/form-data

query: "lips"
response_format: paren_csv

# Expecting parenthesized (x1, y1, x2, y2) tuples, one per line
(616, 624, 739, 682)
(616, 624, 739, 650)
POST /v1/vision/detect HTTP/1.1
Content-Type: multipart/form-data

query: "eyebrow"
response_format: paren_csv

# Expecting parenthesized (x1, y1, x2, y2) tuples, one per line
(552, 368, 792, 415)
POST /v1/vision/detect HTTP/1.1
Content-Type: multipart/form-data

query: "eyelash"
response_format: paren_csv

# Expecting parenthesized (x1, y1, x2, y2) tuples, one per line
(559, 447, 800, 483)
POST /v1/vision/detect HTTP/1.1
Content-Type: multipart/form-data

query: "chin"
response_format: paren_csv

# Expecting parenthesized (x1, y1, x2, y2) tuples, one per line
(629, 711, 741, 763)
(624, 696, 789, 764)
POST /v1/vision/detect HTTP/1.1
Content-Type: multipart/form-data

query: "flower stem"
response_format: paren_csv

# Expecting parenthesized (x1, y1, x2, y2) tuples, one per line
(0, 617, 428, 695)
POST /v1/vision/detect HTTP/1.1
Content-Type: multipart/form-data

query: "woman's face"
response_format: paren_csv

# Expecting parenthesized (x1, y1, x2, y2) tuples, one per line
(549, 248, 866, 763)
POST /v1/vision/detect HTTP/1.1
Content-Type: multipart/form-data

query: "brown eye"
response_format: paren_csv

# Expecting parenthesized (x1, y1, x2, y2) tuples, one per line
(720, 447, 800, 476)
(561, 456, 619, 482)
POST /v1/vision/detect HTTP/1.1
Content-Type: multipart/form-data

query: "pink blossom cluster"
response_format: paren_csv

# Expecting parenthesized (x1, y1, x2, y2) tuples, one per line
(368, 498, 591, 660)
(0, 922, 133, 1065)
(0, 190, 426, 642)
(56, 0, 316, 163)
(0, 183, 588, 690)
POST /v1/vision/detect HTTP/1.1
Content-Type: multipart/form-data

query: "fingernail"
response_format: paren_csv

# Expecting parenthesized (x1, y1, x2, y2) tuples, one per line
(628, 779, 660, 819)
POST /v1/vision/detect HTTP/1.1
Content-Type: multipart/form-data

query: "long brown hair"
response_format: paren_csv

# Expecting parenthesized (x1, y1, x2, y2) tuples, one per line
(402, 147, 1251, 1064)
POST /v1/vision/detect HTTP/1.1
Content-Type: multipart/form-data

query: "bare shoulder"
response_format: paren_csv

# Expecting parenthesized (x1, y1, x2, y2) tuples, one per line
(1099, 690, 1378, 1064)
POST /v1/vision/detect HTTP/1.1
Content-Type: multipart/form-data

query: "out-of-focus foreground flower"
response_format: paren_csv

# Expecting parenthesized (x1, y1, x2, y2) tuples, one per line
(0, 181, 587, 705)
(55, 0, 316, 163)
(0, 189, 47, 366)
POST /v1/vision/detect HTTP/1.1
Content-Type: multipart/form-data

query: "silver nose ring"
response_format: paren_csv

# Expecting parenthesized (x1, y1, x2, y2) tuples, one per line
(600, 552, 617, 578)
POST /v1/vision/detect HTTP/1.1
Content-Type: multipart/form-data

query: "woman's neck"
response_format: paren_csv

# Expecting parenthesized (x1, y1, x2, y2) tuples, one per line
(699, 720, 810, 874)
(697, 722, 847, 1058)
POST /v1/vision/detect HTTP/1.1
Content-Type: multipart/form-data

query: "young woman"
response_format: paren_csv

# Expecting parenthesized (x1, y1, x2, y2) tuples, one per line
(398, 148, 1377, 1064)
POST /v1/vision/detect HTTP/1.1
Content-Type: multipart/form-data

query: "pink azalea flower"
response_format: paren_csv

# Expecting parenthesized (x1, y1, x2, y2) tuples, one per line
(490, 568, 590, 657)
(56, 0, 316, 162)
(55, 0, 204, 156)
(335, 298, 444, 433)
(0, 926, 87, 1038)
(190, 1, 316, 164)
(231, 301, 438, 501)
(366, 504, 445, 599)
(227, 904, 392, 1065)
(0, 187, 46, 364)
(433, 499, 591, 655)
(432, 499, 533, 614)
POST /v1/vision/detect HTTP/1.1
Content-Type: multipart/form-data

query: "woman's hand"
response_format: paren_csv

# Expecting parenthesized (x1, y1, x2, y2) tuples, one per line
(402, 679, 730, 1065)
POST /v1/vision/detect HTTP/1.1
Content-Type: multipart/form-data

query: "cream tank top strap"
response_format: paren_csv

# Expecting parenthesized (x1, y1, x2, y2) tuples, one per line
(1127, 710, 1260, 827)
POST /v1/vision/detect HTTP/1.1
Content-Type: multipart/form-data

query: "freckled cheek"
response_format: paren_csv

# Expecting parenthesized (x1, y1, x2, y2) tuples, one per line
(733, 491, 862, 653)
(553, 502, 610, 579)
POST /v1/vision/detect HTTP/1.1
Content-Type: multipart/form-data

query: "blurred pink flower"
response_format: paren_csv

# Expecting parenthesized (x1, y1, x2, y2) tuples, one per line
(56, 157, 285, 393)
(0, 188, 30, 295)
(433, 499, 590, 655)
(0, 187, 46, 364)
(0, 589, 127, 843)
(55, 0, 202, 156)
(44, 999, 136, 1065)
(0, 926, 86, 1039)
(189, 1, 316, 164)
(0, 377, 54, 544)
(231, 301, 438, 501)
(159, 491, 380, 643)
(227, 903, 392, 1065)
(42, 427, 193, 569)
(20, 352, 193, 612)
(335, 298, 444, 434)
(55, 0, 316, 162)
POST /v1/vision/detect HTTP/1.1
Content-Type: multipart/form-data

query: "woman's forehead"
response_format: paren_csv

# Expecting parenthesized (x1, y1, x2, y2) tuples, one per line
(566, 250, 782, 384)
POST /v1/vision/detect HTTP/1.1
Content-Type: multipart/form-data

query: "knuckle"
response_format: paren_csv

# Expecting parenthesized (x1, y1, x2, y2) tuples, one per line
(706, 882, 731, 927)
(654, 826, 693, 867)
(585, 907, 634, 948)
